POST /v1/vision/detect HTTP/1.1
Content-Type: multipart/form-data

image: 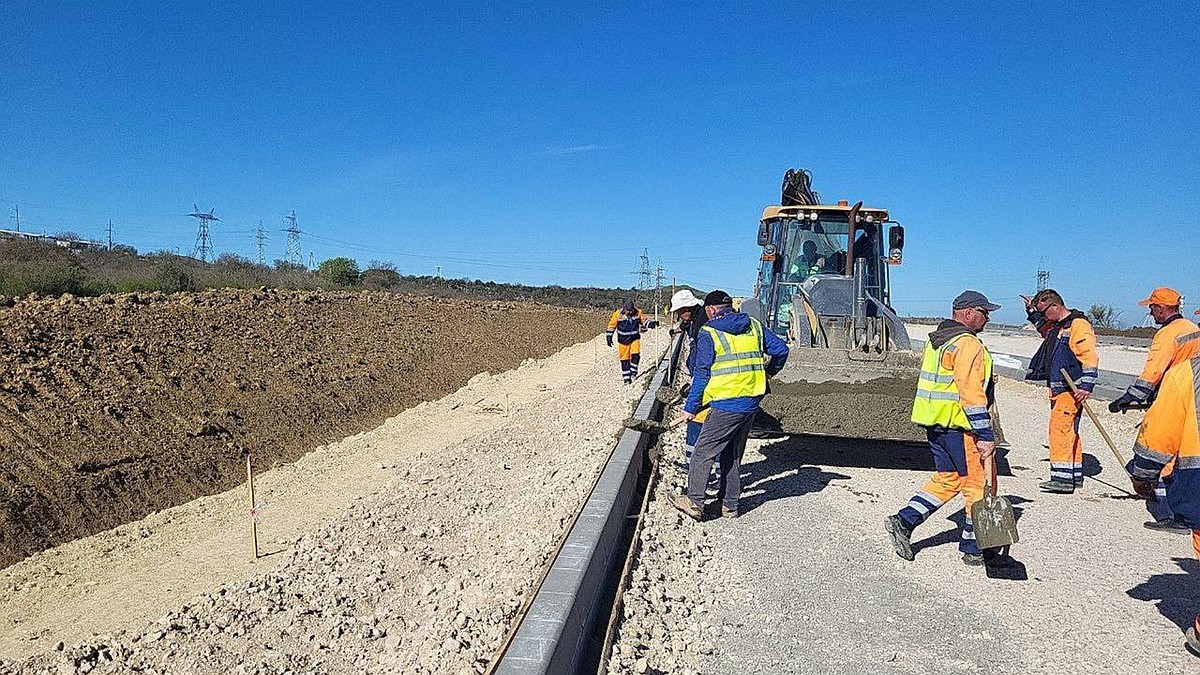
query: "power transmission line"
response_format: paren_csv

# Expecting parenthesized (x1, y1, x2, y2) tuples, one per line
(284, 211, 301, 266)
(187, 204, 219, 262)
(255, 220, 267, 265)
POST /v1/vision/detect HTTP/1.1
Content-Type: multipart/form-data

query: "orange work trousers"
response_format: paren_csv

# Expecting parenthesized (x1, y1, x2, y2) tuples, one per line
(1048, 392, 1083, 487)
(617, 339, 641, 361)
(898, 429, 995, 554)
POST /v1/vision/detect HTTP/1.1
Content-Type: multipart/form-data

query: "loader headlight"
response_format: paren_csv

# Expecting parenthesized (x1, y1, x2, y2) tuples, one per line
(808, 211, 819, 221)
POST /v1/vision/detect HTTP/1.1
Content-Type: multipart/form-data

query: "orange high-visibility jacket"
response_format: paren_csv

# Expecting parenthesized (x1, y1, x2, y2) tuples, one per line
(1128, 357, 1200, 525)
(1125, 316, 1200, 403)
(1048, 316, 1099, 395)
(607, 309, 648, 345)
(941, 333, 994, 440)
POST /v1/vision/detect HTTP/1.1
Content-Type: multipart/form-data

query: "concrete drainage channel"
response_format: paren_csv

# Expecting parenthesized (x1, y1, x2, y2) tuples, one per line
(490, 334, 684, 675)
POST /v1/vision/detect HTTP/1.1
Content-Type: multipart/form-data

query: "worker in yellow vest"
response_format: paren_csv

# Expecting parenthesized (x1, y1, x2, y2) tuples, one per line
(672, 290, 789, 520)
(885, 290, 1000, 567)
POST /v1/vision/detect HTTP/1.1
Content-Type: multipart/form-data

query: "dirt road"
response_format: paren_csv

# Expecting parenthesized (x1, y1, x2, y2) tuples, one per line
(612, 376, 1197, 674)
(1, 329, 668, 673)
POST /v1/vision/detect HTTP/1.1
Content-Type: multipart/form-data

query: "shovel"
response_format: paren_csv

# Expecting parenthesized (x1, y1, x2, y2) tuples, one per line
(971, 454, 1019, 550)
(1059, 369, 1128, 467)
(623, 415, 686, 435)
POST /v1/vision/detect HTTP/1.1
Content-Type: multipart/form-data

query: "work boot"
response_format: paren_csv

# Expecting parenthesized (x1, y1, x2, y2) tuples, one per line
(982, 549, 1016, 568)
(671, 494, 703, 521)
(721, 505, 739, 519)
(1038, 480, 1075, 494)
(961, 553, 985, 567)
(884, 516, 914, 561)
(1144, 518, 1192, 535)
(1187, 627, 1200, 657)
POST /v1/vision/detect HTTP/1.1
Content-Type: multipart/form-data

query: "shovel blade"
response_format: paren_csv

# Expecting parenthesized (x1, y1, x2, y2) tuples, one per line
(971, 493, 1019, 550)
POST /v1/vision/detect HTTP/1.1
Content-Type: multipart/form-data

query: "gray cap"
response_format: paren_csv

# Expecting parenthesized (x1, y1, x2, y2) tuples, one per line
(952, 290, 1000, 311)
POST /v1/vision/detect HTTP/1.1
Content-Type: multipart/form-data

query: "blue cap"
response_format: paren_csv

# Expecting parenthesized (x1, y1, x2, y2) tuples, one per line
(952, 290, 1000, 311)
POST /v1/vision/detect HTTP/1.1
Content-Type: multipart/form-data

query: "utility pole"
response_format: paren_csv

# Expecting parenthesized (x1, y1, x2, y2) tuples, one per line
(436, 265, 442, 278)
(654, 258, 666, 320)
(12, 205, 19, 233)
(284, 211, 302, 266)
(1036, 263, 1050, 292)
(255, 220, 267, 266)
(187, 204, 219, 262)
(106, 219, 113, 250)
(308, 251, 314, 270)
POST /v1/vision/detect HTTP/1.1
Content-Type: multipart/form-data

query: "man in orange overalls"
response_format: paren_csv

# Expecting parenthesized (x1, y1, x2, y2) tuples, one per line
(607, 300, 649, 384)
(1126, 356, 1200, 656)
(1111, 288, 1200, 533)
(1024, 289, 1099, 494)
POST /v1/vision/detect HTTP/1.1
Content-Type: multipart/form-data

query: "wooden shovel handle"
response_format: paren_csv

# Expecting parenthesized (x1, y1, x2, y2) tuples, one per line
(1059, 368, 1129, 467)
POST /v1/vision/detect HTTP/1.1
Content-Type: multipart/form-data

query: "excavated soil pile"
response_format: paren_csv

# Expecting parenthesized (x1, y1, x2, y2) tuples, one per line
(760, 376, 923, 442)
(0, 289, 600, 568)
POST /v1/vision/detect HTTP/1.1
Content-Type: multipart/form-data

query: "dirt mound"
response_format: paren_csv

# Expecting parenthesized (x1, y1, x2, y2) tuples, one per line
(0, 289, 601, 568)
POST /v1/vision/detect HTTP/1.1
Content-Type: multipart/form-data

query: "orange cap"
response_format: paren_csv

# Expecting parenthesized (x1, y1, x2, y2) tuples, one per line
(1138, 287, 1182, 307)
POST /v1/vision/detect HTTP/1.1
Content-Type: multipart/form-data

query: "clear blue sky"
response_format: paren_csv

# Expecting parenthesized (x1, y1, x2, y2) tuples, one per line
(2, 1, 1197, 324)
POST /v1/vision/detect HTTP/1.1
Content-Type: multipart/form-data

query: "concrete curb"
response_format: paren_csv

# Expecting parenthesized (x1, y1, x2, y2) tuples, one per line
(495, 333, 684, 675)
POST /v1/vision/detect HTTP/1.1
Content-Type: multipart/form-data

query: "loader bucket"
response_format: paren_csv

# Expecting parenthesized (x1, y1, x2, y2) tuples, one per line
(759, 347, 924, 443)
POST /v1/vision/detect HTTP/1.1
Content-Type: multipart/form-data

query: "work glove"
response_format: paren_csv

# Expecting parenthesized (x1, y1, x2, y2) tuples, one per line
(1131, 479, 1158, 501)
(1108, 394, 1135, 414)
(606, 335, 613, 348)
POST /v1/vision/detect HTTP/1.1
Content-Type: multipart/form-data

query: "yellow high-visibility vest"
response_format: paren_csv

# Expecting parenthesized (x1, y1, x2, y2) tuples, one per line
(701, 318, 768, 405)
(911, 333, 993, 430)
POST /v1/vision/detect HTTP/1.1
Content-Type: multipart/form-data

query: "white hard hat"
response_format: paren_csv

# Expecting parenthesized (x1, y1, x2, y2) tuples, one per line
(668, 290, 703, 314)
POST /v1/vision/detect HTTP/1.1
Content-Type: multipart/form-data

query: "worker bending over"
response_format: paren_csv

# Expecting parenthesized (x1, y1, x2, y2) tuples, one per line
(1110, 288, 1200, 533)
(885, 291, 1000, 566)
(672, 290, 788, 520)
(1125, 356, 1200, 657)
(607, 300, 650, 384)
(1024, 289, 1099, 494)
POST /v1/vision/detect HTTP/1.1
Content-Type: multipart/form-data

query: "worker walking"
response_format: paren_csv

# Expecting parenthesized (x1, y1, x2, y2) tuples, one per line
(1024, 289, 1099, 494)
(607, 299, 649, 384)
(885, 291, 1001, 566)
(672, 290, 789, 520)
(1125, 356, 1200, 657)
(1109, 288, 1200, 533)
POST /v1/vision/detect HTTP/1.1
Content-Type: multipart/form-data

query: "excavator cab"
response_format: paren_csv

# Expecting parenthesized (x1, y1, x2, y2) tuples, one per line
(748, 204, 909, 352)
(741, 170, 923, 442)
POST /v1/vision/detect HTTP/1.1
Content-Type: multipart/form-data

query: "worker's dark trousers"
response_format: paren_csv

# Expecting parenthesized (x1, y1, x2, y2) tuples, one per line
(687, 408, 756, 510)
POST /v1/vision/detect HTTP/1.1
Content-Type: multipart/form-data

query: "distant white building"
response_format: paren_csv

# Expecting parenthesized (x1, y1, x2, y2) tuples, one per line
(0, 229, 106, 252)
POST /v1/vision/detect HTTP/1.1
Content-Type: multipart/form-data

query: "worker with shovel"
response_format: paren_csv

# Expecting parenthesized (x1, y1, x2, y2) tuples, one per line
(885, 291, 1006, 567)
(1110, 288, 1200, 533)
(1125, 356, 1200, 656)
(1024, 289, 1099, 494)
(672, 290, 789, 520)
(667, 289, 709, 473)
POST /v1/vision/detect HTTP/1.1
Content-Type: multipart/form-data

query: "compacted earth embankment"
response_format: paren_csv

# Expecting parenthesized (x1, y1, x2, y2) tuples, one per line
(0, 289, 601, 568)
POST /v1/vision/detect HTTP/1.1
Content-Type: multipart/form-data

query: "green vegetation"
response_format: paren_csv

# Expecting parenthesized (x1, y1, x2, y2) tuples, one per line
(0, 239, 672, 310)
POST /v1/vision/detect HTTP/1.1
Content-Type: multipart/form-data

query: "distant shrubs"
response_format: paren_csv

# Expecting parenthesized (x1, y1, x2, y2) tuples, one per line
(316, 257, 361, 286)
(0, 238, 653, 309)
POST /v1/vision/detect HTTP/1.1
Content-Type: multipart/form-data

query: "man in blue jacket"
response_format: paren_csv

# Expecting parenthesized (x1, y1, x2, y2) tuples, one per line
(673, 290, 789, 520)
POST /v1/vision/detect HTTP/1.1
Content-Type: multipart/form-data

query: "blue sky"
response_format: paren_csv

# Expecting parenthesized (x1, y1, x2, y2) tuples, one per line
(1, 1, 1197, 324)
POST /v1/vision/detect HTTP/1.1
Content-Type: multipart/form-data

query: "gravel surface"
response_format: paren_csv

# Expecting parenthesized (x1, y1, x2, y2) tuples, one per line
(614, 375, 1199, 674)
(0, 330, 667, 674)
